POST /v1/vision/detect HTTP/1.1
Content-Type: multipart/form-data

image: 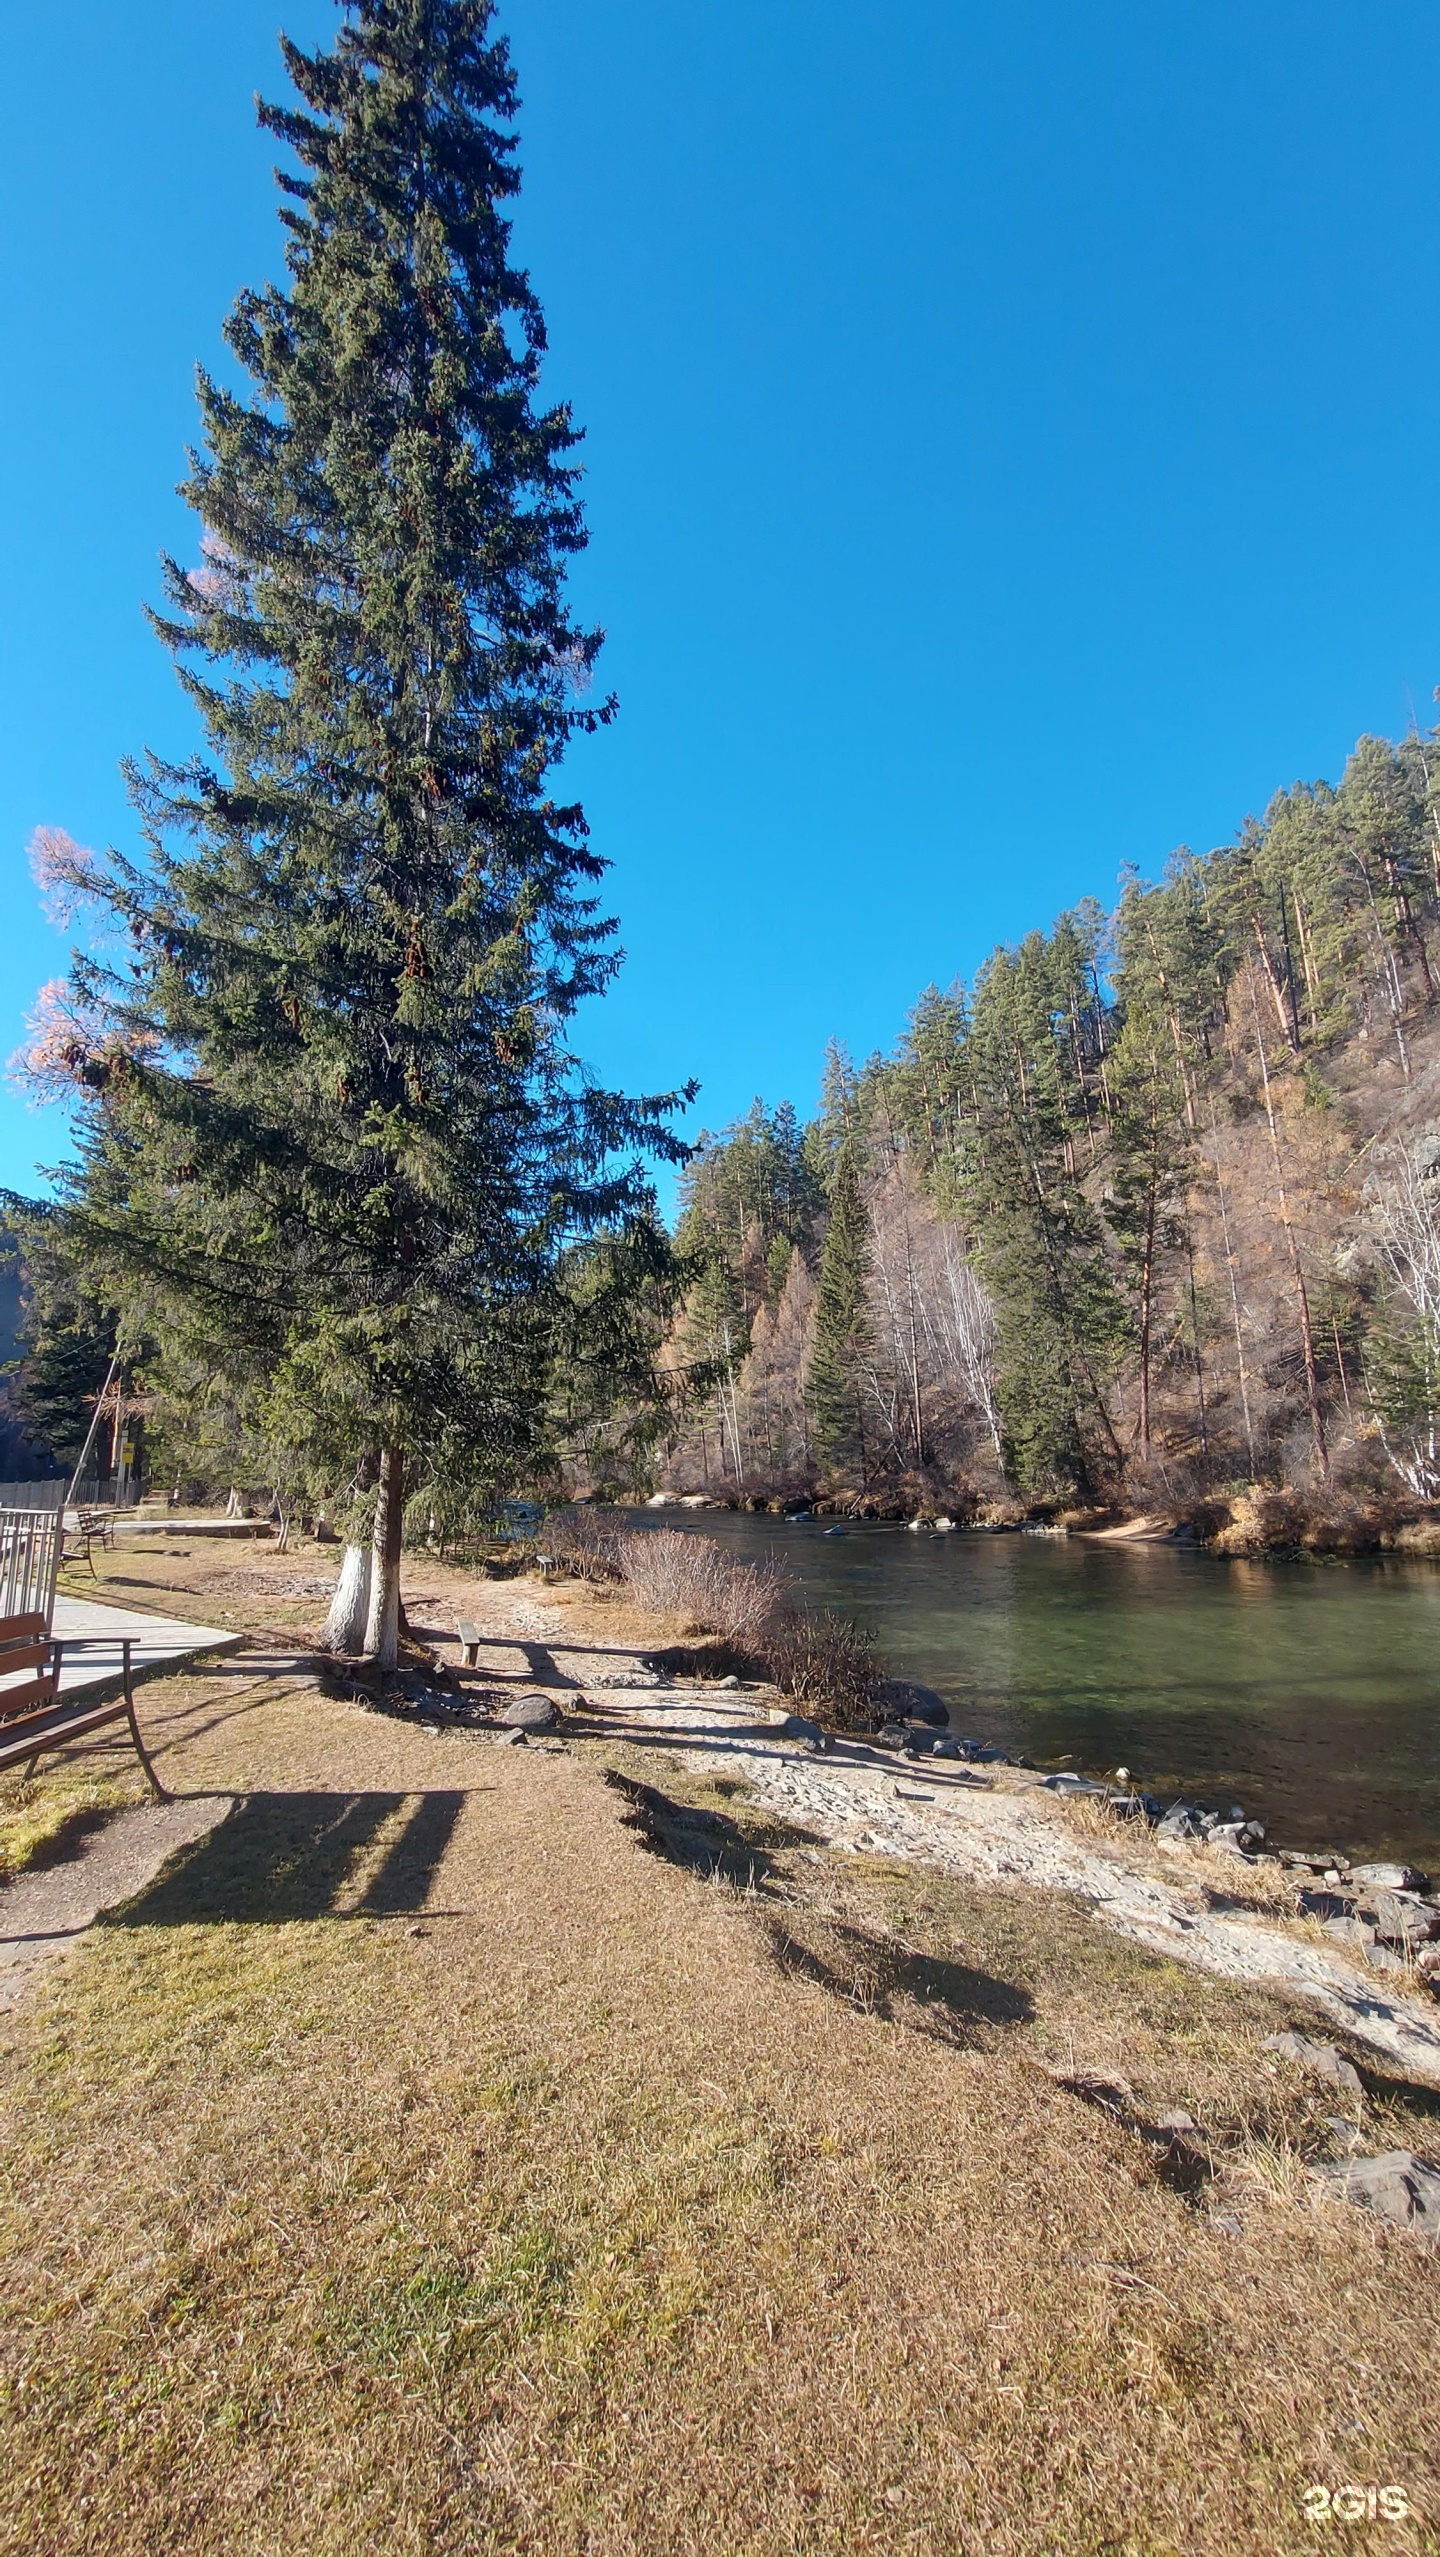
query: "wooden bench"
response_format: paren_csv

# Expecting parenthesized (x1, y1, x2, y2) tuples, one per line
(455, 1618, 481, 1668)
(0, 1612, 168, 1799)
(64, 1508, 114, 1579)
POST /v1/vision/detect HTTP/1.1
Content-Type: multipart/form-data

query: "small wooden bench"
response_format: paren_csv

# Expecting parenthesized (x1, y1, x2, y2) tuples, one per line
(455, 1618, 481, 1668)
(64, 1508, 115, 1578)
(0, 1612, 168, 1799)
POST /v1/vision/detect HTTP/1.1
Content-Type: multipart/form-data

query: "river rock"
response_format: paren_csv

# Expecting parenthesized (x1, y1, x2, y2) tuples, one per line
(1261, 2031, 1363, 2095)
(1045, 1772, 1107, 1795)
(1350, 1861, 1428, 1893)
(1316, 2150, 1440, 2241)
(769, 1711, 826, 1749)
(1324, 1914, 1376, 1949)
(1364, 1941, 1409, 1976)
(1156, 1802, 1208, 1839)
(500, 1692, 561, 1733)
(1367, 1891, 1440, 1947)
(1207, 1818, 1266, 1856)
(1108, 1792, 1161, 1823)
(875, 1679, 950, 1727)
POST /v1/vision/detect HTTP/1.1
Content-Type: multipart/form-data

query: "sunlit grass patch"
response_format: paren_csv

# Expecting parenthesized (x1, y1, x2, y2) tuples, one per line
(0, 1765, 137, 1882)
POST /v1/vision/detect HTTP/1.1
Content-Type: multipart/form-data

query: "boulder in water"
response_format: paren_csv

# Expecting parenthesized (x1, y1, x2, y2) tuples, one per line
(875, 1678, 950, 1728)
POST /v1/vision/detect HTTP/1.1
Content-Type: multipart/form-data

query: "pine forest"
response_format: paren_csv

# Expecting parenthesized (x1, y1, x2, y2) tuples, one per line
(643, 728, 1440, 1543)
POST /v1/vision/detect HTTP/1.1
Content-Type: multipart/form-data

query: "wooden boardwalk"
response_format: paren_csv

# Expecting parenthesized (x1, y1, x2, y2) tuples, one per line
(51, 1596, 243, 1698)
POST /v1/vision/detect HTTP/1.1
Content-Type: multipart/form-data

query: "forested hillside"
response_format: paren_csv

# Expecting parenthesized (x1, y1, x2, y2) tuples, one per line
(654, 726, 1440, 1533)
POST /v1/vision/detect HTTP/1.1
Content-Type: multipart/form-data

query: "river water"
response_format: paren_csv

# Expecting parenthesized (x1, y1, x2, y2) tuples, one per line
(641, 1512, 1440, 1871)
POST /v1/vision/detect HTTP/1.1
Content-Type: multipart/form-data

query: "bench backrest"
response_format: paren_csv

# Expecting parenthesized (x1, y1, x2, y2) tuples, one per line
(0, 1610, 58, 1722)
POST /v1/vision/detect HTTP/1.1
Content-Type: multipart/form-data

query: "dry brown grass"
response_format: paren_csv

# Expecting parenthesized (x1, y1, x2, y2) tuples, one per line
(2, 1535, 1438, 2553)
(0, 1762, 139, 1880)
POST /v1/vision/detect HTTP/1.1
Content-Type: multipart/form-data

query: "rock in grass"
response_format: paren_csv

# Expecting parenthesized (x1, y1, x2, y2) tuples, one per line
(1364, 1941, 1409, 1976)
(1262, 2031, 1363, 2095)
(500, 1692, 561, 1733)
(1351, 1861, 1428, 1893)
(1316, 2151, 1440, 2241)
(1297, 1889, 1353, 1921)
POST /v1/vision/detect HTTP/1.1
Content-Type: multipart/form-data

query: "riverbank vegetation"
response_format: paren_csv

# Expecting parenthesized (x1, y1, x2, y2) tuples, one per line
(542, 1508, 883, 1723)
(655, 736, 1440, 1545)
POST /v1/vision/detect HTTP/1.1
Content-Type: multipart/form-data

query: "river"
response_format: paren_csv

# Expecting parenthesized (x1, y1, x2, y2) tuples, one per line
(639, 1511, 1440, 1871)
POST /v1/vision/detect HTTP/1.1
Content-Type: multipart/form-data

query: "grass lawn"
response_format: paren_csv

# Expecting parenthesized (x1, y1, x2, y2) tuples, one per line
(1, 1534, 1437, 2553)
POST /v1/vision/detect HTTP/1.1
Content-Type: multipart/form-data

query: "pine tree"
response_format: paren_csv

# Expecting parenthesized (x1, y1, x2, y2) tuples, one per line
(1104, 999, 1192, 1463)
(42, 1, 686, 1661)
(806, 1140, 873, 1481)
(959, 938, 1127, 1496)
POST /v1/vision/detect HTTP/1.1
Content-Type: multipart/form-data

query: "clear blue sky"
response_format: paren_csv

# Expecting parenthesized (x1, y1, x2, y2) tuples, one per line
(3, 0, 1439, 1208)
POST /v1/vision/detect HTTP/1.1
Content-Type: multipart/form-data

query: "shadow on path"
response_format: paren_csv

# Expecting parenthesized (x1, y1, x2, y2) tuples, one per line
(108, 1789, 466, 1927)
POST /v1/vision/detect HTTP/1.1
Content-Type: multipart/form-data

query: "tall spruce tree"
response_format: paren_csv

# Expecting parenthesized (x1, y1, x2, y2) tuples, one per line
(806, 1140, 873, 1481)
(43, 0, 686, 1662)
(959, 938, 1127, 1496)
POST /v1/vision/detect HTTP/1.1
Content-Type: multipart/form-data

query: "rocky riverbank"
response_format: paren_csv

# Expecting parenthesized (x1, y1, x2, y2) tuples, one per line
(645, 1483, 1440, 1557)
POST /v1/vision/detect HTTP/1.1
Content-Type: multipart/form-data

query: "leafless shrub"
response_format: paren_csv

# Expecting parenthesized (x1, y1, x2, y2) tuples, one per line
(609, 1525, 887, 1728)
(762, 1605, 883, 1729)
(543, 1506, 625, 1584)
(616, 1529, 788, 1649)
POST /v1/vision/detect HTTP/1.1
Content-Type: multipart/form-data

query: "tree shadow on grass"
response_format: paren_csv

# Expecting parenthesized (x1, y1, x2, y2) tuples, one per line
(603, 1770, 1032, 2046)
(105, 1790, 465, 1926)
(762, 1913, 1034, 2045)
(603, 1768, 827, 1887)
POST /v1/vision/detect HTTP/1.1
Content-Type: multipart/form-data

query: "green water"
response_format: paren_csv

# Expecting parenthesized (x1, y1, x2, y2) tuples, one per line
(648, 1512, 1440, 1871)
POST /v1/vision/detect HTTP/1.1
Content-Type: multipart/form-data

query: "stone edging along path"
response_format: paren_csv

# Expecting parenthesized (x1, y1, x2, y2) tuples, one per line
(485, 1585, 1440, 2088)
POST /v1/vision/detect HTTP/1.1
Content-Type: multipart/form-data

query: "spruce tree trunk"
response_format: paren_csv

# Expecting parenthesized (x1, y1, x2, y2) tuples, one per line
(363, 1447, 405, 1669)
(321, 1542, 372, 1654)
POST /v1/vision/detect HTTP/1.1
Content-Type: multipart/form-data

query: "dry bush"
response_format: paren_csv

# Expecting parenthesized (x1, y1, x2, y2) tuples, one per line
(541, 1506, 625, 1584)
(764, 1605, 883, 1729)
(616, 1529, 788, 1649)
(613, 1528, 886, 1727)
